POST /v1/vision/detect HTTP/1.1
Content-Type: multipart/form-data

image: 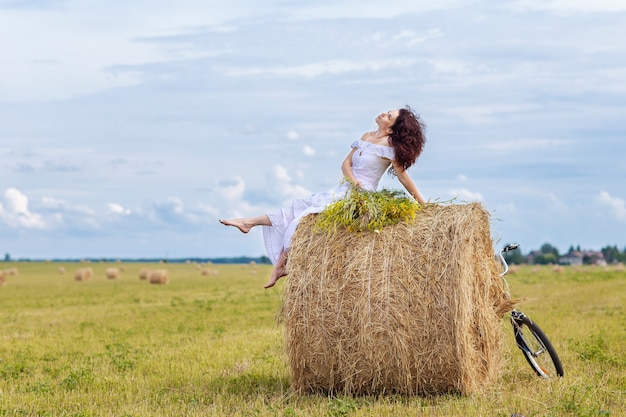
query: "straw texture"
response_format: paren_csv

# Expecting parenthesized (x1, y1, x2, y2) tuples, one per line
(282, 202, 514, 395)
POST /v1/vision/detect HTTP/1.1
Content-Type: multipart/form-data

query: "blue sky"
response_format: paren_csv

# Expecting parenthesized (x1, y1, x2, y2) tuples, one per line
(1, 0, 625, 259)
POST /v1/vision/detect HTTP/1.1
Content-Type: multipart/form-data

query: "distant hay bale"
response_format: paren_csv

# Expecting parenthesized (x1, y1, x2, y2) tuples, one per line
(139, 268, 151, 281)
(58, 266, 66, 275)
(552, 265, 564, 273)
(4, 267, 18, 276)
(508, 264, 519, 274)
(105, 268, 121, 279)
(0, 271, 6, 286)
(614, 263, 624, 272)
(74, 268, 93, 282)
(148, 269, 169, 284)
(282, 202, 513, 396)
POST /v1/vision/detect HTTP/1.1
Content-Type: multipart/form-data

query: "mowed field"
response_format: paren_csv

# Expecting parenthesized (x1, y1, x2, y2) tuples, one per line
(0, 261, 624, 416)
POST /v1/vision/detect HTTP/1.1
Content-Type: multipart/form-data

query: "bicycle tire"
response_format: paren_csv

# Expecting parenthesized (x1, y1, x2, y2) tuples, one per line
(513, 315, 564, 378)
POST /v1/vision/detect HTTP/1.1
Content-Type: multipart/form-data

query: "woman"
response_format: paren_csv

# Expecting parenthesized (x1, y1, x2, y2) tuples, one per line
(220, 106, 427, 288)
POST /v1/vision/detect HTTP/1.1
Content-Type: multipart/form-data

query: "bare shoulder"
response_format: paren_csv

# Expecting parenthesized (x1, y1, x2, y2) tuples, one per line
(360, 131, 373, 141)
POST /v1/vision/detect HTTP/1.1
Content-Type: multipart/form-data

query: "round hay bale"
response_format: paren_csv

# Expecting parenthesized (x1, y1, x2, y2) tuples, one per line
(148, 269, 169, 285)
(139, 268, 151, 281)
(4, 267, 18, 276)
(74, 268, 93, 282)
(283, 202, 513, 396)
(106, 268, 121, 279)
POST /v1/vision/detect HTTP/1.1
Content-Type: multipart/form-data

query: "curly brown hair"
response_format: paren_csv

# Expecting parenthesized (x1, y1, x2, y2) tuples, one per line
(389, 106, 427, 173)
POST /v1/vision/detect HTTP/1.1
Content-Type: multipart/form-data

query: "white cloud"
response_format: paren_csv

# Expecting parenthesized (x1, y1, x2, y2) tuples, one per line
(225, 58, 415, 78)
(269, 165, 311, 203)
(0, 188, 46, 229)
(392, 29, 442, 47)
(303, 145, 316, 156)
(41, 196, 69, 210)
(485, 138, 572, 152)
(108, 203, 131, 215)
(286, 0, 472, 20)
(448, 188, 483, 202)
(545, 193, 569, 213)
(457, 174, 469, 182)
(271, 166, 291, 183)
(217, 177, 246, 201)
(597, 191, 626, 222)
(509, 0, 626, 13)
(286, 130, 300, 141)
(192, 202, 220, 218)
(439, 103, 542, 125)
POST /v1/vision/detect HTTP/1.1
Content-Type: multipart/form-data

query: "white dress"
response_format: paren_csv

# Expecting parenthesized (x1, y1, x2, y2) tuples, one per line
(262, 139, 395, 265)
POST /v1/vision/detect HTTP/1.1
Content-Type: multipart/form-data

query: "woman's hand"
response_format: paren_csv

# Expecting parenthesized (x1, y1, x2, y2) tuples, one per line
(351, 179, 363, 189)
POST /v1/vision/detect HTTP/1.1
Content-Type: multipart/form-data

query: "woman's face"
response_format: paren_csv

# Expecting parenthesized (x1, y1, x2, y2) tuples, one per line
(376, 110, 400, 133)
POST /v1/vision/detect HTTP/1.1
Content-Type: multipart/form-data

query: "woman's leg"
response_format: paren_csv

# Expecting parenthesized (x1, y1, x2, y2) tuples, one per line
(264, 248, 288, 289)
(219, 214, 272, 233)
(220, 214, 287, 288)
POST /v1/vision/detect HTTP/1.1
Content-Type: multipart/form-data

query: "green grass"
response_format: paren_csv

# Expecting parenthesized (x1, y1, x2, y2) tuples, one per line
(0, 262, 624, 416)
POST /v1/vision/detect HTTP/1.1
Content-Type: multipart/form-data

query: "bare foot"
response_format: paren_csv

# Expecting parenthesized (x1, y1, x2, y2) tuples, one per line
(264, 267, 287, 289)
(219, 218, 251, 234)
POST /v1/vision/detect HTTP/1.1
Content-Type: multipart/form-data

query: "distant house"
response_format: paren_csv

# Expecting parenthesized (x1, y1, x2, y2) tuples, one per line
(583, 250, 607, 266)
(559, 249, 606, 266)
(526, 250, 542, 265)
(559, 251, 583, 266)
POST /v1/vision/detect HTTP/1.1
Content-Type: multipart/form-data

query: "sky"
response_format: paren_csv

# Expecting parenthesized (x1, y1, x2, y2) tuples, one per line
(1, 0, 625, 260)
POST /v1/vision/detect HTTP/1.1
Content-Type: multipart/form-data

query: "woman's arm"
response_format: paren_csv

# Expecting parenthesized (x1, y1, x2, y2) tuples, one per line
(341, 148, 362, 188)
(391, 159, 425, 205)
(341, 133, 369, 188)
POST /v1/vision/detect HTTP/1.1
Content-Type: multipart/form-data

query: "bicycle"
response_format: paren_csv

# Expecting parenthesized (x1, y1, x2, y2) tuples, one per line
(498, 243, 564, 379)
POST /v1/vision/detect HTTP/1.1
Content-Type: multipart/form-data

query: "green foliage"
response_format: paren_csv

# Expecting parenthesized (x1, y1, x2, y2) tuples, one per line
(328, 398, 358, 417)
(601, 245, 626, 263)
(60, 368, 93, 391)
(105, 342, 139, 372)
(572, 332, 624, 367)
(541, 243, 560, 256)
(534, 252, 558, 265)
(314, 188, 422, 233)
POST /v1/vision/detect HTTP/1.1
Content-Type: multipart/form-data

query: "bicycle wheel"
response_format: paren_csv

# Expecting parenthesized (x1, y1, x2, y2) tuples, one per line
(513, 314, 564, 378)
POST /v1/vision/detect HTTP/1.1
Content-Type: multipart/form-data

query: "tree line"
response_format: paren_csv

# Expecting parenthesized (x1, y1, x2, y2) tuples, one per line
(503, 243, 626, 265)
